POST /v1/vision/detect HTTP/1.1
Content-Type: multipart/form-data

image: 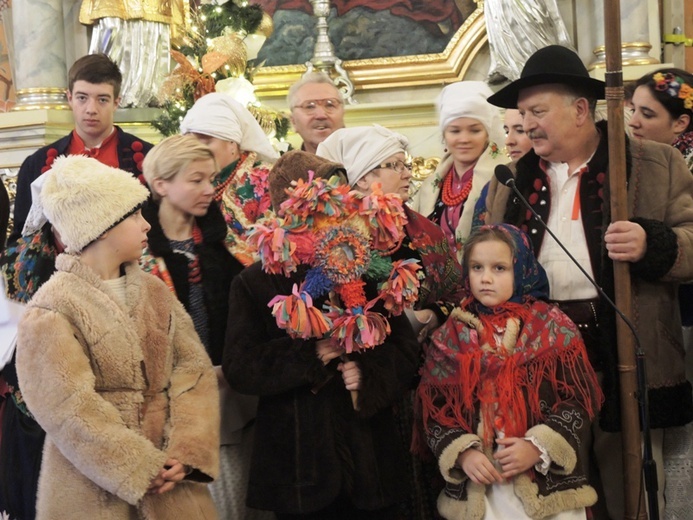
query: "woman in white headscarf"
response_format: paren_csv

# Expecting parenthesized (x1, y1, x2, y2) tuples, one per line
(317, 125, 463, 520)
(410, 81, 506, 260)
(181, 92, 279, 267)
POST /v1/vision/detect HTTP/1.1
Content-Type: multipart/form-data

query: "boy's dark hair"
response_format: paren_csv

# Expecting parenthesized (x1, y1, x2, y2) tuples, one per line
(462, 226, 516, 273)
(68, 54, 123, 99)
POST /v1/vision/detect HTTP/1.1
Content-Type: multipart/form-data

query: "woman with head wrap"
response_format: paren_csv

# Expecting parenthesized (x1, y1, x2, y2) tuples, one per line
(410, 81, 506, 260)
(629, 68, 693, 520)
(223, 150, 420, 519)
(317, 125, 464, 519)
(181, 92, 279, 267)
(317, 125, 463, 337)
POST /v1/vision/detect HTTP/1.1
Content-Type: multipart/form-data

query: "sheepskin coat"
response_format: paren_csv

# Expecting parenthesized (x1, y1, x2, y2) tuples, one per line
(16, 254, 220, 520)
(419, 303, 600, 519)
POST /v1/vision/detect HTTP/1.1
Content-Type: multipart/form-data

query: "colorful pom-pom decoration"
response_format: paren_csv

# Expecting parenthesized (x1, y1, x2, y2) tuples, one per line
(247, 173, 421, 353)
(378, 258, 422, 316)
(268, 283, 332, 339)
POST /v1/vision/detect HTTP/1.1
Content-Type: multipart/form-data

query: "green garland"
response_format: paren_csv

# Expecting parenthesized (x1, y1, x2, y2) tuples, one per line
(152, 85, 195, 137)
(179, 3, 264, 60)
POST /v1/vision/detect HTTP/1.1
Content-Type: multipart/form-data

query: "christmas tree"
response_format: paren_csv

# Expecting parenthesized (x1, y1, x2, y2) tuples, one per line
(153, 1, 290, 150)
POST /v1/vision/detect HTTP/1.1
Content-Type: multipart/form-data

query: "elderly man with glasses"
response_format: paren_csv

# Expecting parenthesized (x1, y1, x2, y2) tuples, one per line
(288, 72, 346, 154)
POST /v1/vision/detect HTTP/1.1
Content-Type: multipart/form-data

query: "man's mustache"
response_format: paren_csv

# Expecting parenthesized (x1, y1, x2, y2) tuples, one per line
(528, 131, 547, 140)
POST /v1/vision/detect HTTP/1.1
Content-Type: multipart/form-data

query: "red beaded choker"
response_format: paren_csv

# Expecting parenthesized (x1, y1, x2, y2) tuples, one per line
(441, 167, 473, 207)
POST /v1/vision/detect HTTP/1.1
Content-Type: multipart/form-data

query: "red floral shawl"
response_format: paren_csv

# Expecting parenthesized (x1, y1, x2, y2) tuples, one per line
(417, 298, 602, 448)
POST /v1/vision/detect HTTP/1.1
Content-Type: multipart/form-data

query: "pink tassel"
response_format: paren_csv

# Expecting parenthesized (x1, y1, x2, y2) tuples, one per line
(358, 183, 409, 252)
(326, 300, 391, 353)
(246, 220, 299, 275)
(379, 258, 422, 315)
(269, 284, 332, 339)
(280, 174, 353, 219)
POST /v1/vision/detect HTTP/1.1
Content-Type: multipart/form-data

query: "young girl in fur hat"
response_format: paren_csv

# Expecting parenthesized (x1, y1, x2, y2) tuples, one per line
(15, 155, 220, 520)
(416, 224, 602, 520)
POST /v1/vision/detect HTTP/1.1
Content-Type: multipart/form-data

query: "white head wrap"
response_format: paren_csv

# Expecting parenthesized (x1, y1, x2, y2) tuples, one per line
(316, 125, 409, 186)
(437, 81, 505, 148)
(180, 92, 279, 163)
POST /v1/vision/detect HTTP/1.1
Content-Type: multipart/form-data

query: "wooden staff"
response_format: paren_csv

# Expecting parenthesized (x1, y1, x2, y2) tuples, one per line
(602, 0, 647, 518)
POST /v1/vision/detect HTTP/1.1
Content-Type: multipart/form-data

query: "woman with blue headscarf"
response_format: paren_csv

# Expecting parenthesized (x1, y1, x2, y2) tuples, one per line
(416, 224, 603, 520)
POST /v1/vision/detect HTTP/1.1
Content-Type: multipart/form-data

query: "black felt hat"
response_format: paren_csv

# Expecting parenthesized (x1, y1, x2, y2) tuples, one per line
(487, 45, 606, 108)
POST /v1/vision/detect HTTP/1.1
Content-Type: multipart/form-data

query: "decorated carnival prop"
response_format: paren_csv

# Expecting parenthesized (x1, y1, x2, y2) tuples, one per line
(246, 173, 421, 408)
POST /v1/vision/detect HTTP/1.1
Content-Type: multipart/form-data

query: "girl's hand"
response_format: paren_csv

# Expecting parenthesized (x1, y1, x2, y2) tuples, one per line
(494, 437, 542, 479)
(315, 338, 342, 365)
(457, 449, 503, 485)
(337, 360, 361, 390)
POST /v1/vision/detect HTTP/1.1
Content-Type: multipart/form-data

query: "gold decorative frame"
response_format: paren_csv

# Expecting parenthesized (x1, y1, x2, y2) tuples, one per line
(253, 3, 486, 98)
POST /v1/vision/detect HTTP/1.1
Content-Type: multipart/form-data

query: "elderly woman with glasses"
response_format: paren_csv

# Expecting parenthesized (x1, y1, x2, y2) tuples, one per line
(318, 125, 463, 337)
(410, 81, 506, 260)
(318, 125, 463, 520)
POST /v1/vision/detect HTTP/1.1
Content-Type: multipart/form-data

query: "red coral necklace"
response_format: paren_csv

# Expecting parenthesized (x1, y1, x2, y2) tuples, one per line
(441, 167, 473, 207)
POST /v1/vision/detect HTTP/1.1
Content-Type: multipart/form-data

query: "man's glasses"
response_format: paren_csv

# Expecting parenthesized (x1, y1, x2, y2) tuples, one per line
(376, 159, 413, 175)
(292, 98, 343, 113)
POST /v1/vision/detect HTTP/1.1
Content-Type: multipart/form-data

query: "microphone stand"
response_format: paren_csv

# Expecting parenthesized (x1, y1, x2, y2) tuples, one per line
(503, 178, 658, 519)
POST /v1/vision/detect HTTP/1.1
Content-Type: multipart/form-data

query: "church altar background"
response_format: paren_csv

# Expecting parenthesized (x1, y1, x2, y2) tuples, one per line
(0, 0, 689, 229)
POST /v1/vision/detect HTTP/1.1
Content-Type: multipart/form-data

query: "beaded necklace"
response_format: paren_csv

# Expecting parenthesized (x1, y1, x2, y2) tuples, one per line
(441, 166, 473, 207)
(214, 153, 248, 202)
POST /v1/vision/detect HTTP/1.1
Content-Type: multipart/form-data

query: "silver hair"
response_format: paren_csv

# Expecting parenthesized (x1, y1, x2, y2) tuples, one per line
(287, 72, 344, 109)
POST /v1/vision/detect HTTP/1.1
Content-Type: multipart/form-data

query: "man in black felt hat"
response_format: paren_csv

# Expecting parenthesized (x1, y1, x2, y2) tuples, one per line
(484, 45, 693, 520)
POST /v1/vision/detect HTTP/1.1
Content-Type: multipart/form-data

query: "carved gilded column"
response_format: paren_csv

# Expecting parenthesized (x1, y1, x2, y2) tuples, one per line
(11, 0, 68, 110)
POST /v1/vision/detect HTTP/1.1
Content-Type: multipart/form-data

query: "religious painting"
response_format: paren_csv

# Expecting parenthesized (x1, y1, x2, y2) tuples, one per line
(250, 0, 478, 66)
(250, 0, 486, 97)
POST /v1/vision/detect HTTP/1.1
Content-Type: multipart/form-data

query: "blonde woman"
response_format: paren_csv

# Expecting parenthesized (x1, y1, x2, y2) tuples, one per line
(141, 135, 271, 520)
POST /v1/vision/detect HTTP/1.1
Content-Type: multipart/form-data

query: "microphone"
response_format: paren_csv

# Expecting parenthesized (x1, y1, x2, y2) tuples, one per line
(494, 164, 515, 187)
(493, 163, 658, 519)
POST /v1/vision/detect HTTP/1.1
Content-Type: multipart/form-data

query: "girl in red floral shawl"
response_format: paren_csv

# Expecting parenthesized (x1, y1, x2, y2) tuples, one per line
(416, 224, 603, 520)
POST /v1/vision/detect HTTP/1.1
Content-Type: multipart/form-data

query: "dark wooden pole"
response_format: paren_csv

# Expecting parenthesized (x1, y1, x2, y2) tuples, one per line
(603, 0, 647, 518)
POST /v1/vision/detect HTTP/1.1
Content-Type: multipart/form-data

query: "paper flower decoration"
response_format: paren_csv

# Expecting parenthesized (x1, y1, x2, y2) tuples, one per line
(248, 173, 421, 353)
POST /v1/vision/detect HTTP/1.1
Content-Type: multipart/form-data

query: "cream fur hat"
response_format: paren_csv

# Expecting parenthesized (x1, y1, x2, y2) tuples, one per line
(39, 155, 149, 253)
